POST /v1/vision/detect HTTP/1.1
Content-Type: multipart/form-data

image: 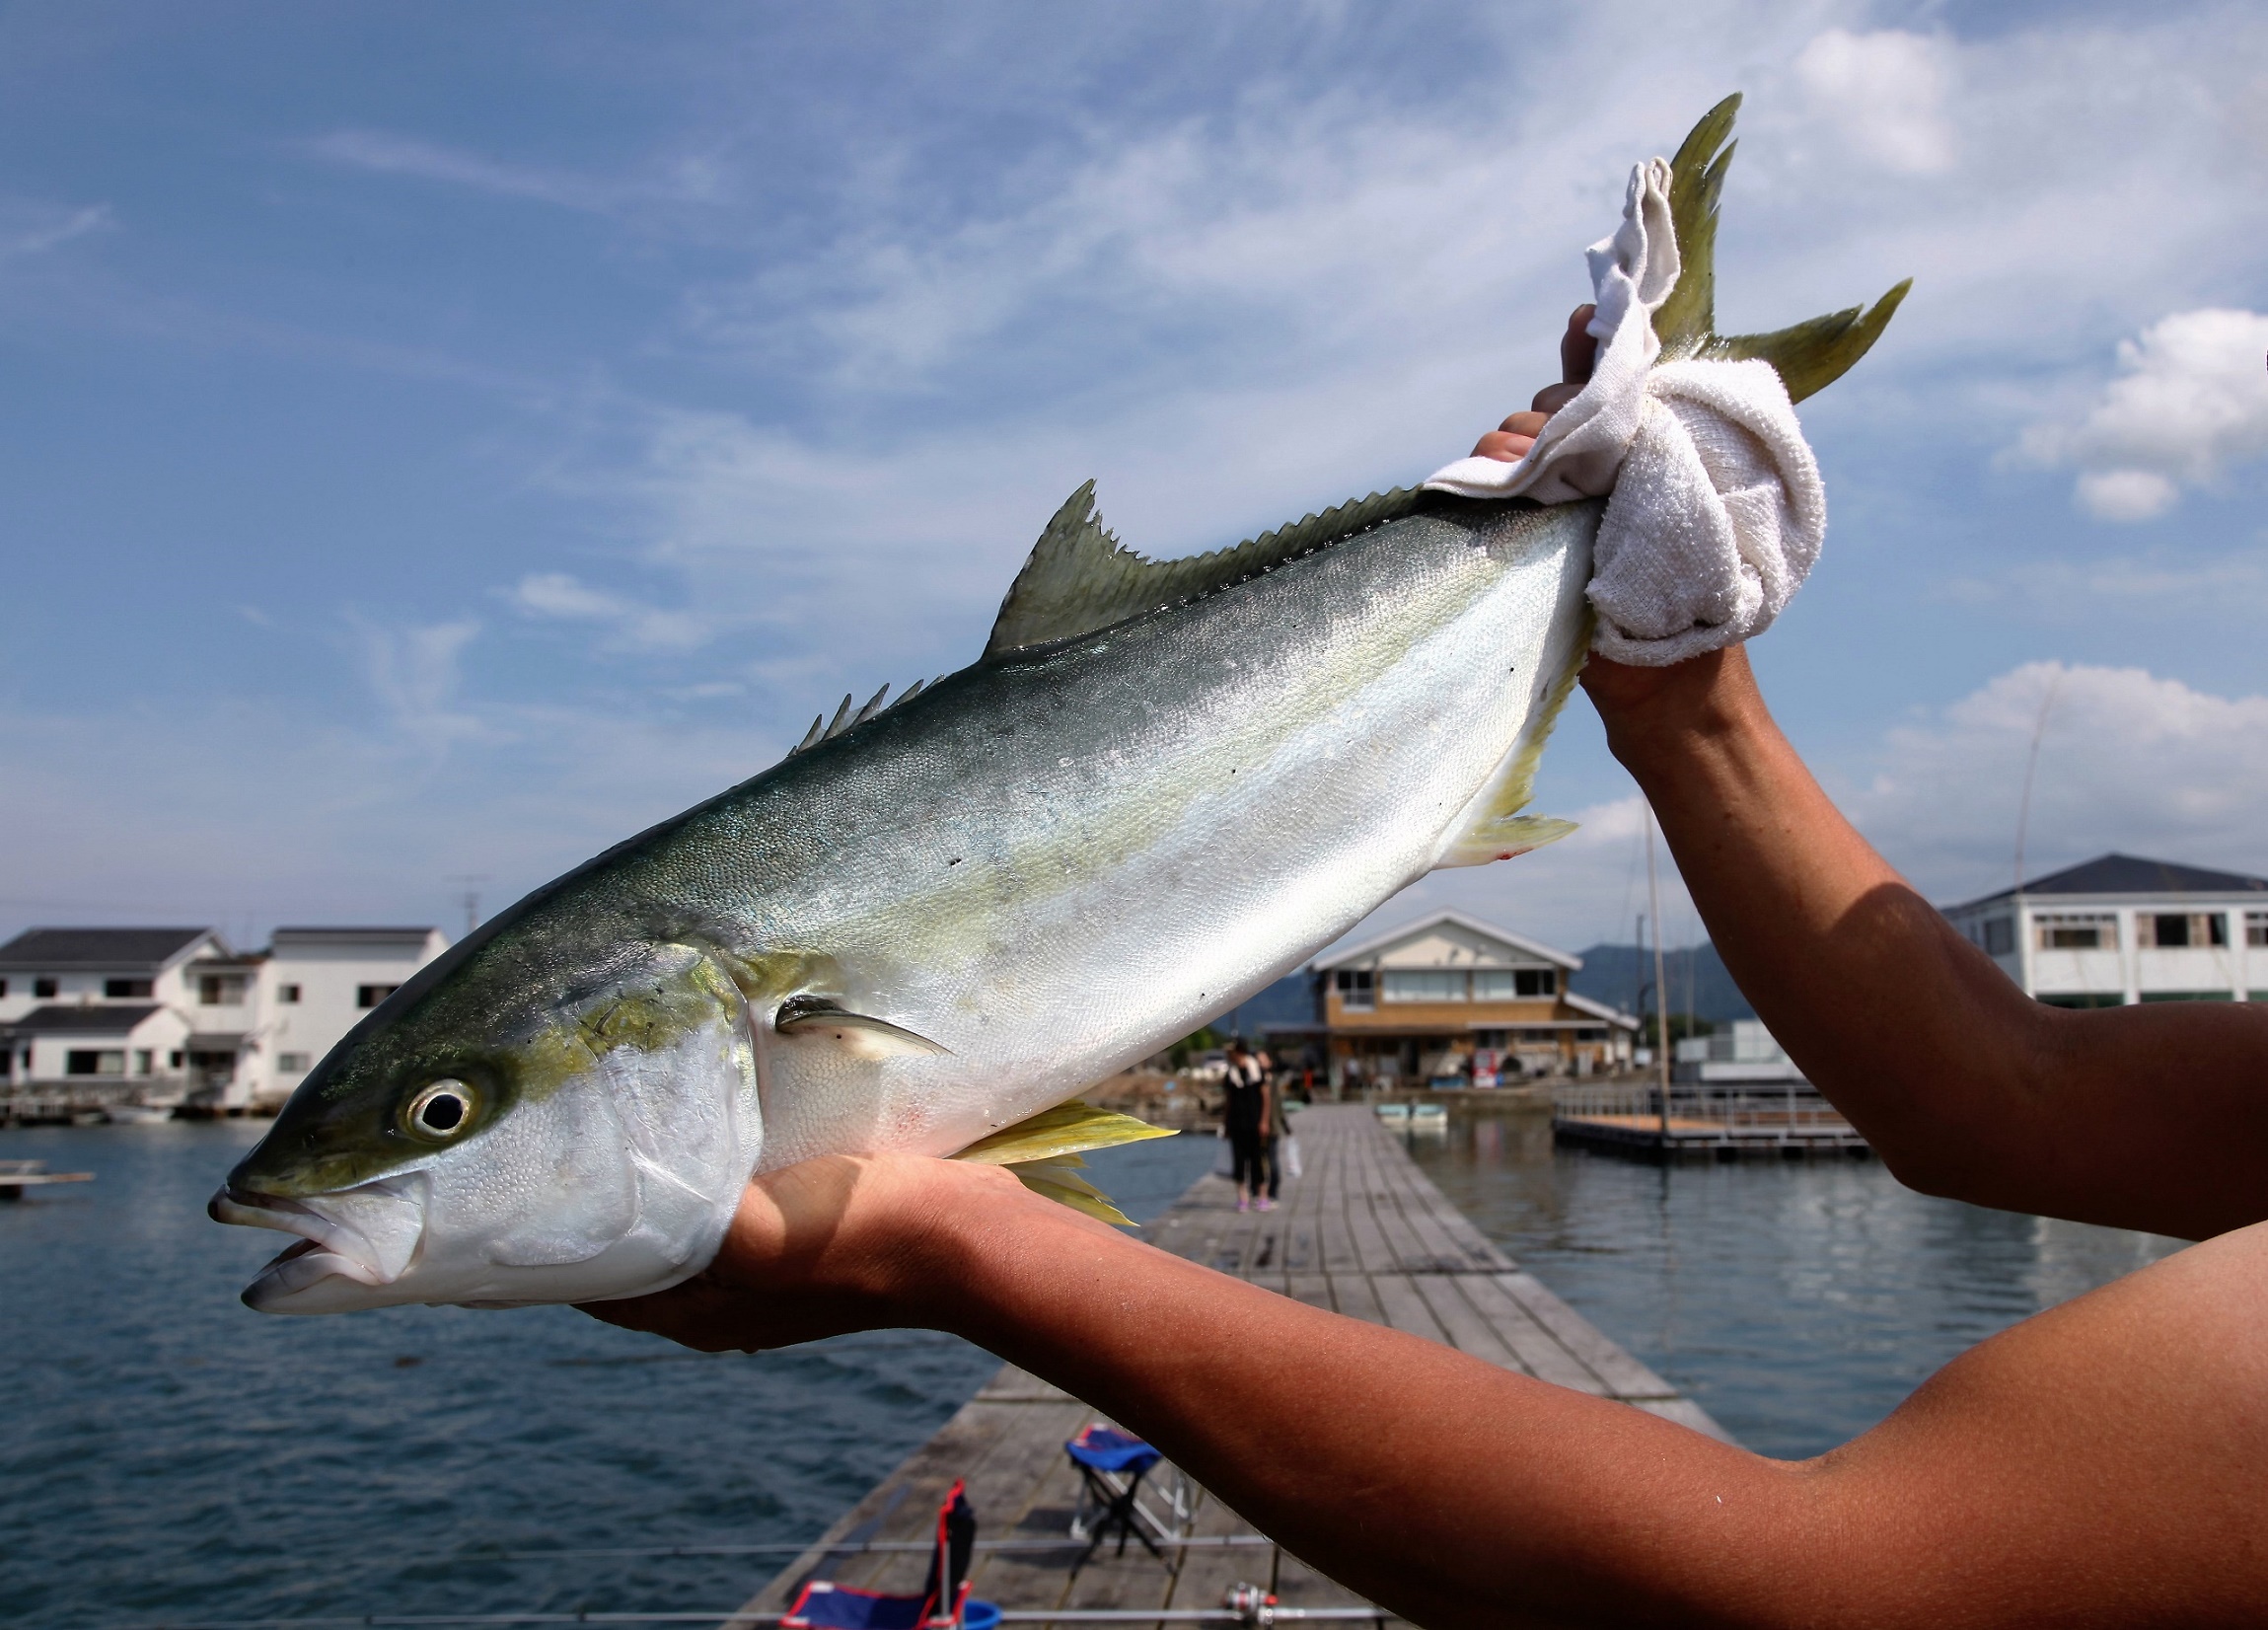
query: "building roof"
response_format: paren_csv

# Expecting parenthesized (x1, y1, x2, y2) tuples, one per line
(1312, 909, 1582, 973)
(0, 927, 221, 971)
(269, 926, 441, 945)
(3, 1003, 163, 1035)
(1952, 852, 2268, 911)
(1564, 991, 1642, 1030)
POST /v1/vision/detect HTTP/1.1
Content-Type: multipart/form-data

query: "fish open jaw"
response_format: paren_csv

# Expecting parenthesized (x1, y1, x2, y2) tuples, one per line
(209, 1174, 430, 1312)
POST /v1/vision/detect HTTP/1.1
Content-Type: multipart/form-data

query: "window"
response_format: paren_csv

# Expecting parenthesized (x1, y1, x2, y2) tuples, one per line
(168, 1050, 183, 1069)
(277, 1052, 311, 1072)
(1518, 1026, 1560, 1042)
(1981, 919, 2013, 956)
(2036, 914, 2116, 950)
(1333, 970, 1374, 1010)
(278, 984, 302, 1003)
(2247, 913, 2268, 948)
(35, 977, 57, 999)
(1381, 971, 1464, 1002)
(0, 978, 8, 998)
(66, 1049, 126, 1076)
(1515, 968, 1556, 997)
(2138, 913, 2228, 949)
(104, 978, 154, 999)
(356, 984, 400, 1008)
(133, 1049, 153, 1074)
(198, 974, 248, 1005)
(1574, 1027, 1607, 1041)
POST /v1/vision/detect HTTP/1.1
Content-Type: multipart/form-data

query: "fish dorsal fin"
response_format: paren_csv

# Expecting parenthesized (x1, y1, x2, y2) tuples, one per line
(984, 481, 1426, 659)
(1654, 93, 1911, 404)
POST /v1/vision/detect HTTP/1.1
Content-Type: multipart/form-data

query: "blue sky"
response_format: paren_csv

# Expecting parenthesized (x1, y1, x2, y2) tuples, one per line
(4, 1, 2267, 953)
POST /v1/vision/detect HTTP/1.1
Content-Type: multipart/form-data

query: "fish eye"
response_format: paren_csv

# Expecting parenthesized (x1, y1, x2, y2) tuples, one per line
(404, 1079, 476, 1142)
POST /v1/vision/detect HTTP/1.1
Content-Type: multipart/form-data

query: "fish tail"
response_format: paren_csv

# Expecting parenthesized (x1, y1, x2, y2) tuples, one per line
(1655, 93, 1911, 403)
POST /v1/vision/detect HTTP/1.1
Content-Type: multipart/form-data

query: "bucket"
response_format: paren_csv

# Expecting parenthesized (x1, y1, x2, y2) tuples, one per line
(962, 1600, 1003, 1630)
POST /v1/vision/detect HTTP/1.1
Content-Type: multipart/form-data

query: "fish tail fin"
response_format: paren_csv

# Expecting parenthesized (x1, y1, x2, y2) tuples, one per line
(951, 1099, 1178, 1228)
(1654, 93, 1911, 403)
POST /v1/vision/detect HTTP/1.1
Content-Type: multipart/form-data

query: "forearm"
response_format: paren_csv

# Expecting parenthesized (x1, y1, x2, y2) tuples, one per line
(922, 1181, 1806, 1629)
(1589, 649, 2268, 1236)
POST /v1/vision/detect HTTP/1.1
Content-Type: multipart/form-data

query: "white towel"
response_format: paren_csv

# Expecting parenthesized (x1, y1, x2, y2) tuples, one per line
(1423, 161, 1825, 666)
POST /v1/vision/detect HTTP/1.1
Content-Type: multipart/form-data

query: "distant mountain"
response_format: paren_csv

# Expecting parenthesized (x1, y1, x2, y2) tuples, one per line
(1570, 942, 1754, 1024)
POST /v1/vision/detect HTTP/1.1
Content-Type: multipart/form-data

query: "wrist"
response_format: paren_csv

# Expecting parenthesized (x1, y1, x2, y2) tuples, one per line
(1582, 646, 1763, 771)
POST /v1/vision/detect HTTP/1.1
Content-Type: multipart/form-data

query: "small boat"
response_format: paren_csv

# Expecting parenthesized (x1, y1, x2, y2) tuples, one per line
(1408, 1102, 1450, 1131)
(1373, 1102, 1411, 1122)
(105, 1103, 175, 1125)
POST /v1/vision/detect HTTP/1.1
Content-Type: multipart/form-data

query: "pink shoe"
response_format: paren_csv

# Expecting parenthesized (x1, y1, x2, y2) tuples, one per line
(1258, 1197, 1274, 1212)
(1236, 1196, 1250, 1212)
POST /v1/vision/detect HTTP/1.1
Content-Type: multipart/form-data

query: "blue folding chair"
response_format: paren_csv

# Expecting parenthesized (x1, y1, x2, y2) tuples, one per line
(783, 1480, 996, 1630)
(1065, 1424, 1181, 1565)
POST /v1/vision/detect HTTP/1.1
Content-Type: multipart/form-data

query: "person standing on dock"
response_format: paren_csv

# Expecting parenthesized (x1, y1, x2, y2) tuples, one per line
(1220, 1037, 1277, 1214)
(591, 311, 2268, 1629)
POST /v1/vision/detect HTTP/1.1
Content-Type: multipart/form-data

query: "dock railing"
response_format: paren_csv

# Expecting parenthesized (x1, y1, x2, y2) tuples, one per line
(1552, 1081, 1867, 1153)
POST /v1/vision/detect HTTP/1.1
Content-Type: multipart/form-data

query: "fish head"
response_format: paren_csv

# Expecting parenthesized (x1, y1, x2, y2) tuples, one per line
(211, 928, 765, 1314)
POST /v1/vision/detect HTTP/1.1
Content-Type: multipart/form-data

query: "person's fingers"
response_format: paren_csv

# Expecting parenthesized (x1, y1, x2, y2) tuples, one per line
(1499, 410, 1549, 437)
(1561, 303, 1598, 384)
(1470, 429, 1538, 463)
(1530, 380, 1584, 415)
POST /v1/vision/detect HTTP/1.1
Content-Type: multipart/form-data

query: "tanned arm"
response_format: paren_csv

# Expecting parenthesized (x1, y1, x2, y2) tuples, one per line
(592, 1152, 2268, 1629)
(1586, 650, 2268, 1241)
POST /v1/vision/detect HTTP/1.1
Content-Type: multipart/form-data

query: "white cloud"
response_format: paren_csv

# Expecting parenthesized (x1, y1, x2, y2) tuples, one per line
(2017, 308, 2268, 520)
(1937, 546, 2268, 618)
(507, 571, 711, 652)
(1793, 29, 1957, 175)
(1852, 661, 2268, 900)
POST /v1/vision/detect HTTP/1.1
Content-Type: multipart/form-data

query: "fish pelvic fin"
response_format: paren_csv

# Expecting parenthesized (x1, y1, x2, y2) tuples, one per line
(1436, 813, 1578, 870)
(952, 1098, 1178, 1228)
(983, 481, 1426, 659)
(1653, 92, 1910, 403)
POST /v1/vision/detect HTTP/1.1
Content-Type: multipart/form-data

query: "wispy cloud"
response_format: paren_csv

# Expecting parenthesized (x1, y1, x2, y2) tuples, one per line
(0, 199, 110, 263)
(1793, 30, 1958, 176)
(506, 571, 711, 652)
(356, 617, 486, 751)
(311, 130, 619, 212)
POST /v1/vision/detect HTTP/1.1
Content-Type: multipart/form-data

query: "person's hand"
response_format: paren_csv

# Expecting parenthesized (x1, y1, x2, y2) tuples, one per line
(1469, 304, 1598, 463)
(577, 1150, 1030, 1352)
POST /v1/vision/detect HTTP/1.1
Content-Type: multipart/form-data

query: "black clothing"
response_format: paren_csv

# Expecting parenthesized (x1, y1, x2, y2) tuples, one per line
(1221, 1056, 1279, 1198)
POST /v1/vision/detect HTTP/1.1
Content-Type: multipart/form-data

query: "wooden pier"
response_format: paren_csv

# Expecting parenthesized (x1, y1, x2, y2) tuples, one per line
(0, 1158, 95, 1199)
(1553, 1085, 1870, 1158)
(736, 1104, 1724, 1626)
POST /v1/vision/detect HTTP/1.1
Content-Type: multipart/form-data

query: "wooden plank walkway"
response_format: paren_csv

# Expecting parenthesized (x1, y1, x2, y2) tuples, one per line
(734, 1104, 1725, 1626)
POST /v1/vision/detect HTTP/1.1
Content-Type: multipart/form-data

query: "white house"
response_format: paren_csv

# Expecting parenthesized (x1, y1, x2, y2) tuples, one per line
(1941, 853, 2268, 1007)
(260, 926, 450, 1108)
(1673, 1019, 1805, 1084)
(0, 924, 448, 1113)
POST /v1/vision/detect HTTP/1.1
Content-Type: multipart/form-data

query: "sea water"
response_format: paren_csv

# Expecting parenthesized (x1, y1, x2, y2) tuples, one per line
(0, 1122, 1214, 1630)
(1401, 1107, 2187, 1458)
(3, 1112, 2189, 1627)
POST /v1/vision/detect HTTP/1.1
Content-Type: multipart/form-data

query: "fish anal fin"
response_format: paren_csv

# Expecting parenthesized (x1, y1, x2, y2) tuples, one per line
(983, 481, 1427, 660)
(1436, 813, 1578, 870)
(953, 1098, 1176, 1166)
(1006, 1158, 1137, 1227)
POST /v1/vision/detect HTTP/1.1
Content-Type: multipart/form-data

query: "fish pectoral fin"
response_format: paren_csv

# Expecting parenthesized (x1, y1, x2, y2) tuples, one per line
(772, 1001, 951, 1060)
(952, 1098, 1177, 1165)
(1435, 813, 1578, 870)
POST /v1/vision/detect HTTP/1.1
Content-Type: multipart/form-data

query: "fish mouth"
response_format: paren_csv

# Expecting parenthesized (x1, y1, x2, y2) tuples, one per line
(208, 1173, 430, 1312)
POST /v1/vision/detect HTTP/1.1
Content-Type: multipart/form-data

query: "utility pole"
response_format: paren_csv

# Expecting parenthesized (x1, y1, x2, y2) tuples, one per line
(445, 874, 489, 940)
(1646, 803, 1671, 1135)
